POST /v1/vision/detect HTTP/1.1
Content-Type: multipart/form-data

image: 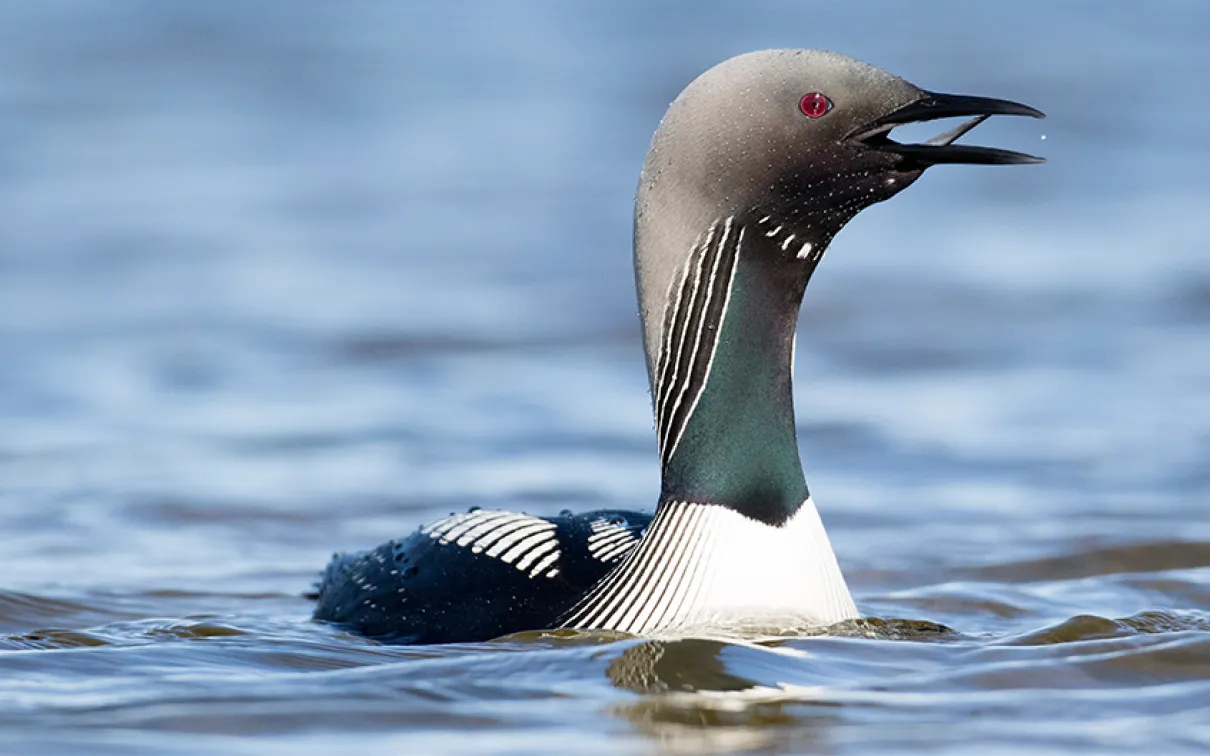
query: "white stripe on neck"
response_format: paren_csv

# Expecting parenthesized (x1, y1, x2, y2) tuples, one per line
(561, 498, 856, 635)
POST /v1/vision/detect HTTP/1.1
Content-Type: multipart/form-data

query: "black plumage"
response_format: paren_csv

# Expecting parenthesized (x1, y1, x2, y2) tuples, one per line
(312, 509, 651, 644)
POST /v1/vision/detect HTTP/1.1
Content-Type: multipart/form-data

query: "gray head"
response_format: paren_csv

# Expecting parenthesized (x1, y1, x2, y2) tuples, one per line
(636, 50, 1043, 520)
(636, 50, 1043, 376)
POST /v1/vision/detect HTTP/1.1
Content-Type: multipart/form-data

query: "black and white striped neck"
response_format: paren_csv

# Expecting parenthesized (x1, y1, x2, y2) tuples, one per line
(644, 210, 842, 526)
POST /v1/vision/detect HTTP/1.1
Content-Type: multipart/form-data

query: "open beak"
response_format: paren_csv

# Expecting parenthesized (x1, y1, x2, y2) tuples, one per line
(850, 91, 1046, 167)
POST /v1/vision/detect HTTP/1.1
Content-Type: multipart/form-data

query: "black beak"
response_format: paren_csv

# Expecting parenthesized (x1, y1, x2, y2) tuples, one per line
(850, 91, 1046, 167)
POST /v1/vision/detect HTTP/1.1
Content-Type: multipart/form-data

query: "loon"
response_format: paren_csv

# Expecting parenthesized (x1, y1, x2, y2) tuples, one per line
(312, 49, 1044, 645)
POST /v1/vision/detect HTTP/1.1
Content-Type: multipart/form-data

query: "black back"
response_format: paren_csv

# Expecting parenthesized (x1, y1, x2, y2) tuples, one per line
(312, 508, 651, 644)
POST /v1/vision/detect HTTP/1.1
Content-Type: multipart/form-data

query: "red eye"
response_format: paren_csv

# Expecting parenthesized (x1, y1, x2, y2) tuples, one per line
(799, 92, 832, 118)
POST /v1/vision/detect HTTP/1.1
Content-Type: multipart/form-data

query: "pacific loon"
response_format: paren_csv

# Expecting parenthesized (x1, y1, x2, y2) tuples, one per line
(312, 49, 1044, 645)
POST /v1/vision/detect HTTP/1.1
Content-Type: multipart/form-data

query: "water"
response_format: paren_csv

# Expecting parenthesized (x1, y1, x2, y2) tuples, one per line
(2, 2, 1209, 753)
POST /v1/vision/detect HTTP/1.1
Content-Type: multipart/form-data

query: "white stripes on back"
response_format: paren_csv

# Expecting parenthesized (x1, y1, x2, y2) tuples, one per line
(587, 519, 641, 563)
(419, 510, 643, 580)
(422, 511, 560, 579)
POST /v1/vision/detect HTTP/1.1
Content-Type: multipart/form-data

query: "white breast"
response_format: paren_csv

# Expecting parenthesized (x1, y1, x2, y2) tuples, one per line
(561, 498, 857, 635)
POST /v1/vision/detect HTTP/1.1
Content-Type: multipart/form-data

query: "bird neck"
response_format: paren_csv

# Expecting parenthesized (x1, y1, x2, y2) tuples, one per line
(643, 216, 819, 526)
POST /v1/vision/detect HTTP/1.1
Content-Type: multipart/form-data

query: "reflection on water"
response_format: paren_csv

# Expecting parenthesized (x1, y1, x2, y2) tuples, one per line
(607, 611, 1210, 750)
(605, 621, 954, 697)
(1, 1, 1209, 753)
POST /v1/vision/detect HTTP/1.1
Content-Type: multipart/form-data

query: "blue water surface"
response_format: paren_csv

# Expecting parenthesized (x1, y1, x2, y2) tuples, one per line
(1, 2, 1208, 753)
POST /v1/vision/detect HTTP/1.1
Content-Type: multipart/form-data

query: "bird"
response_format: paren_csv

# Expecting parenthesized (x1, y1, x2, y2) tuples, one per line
(311, 49, 1044, 645)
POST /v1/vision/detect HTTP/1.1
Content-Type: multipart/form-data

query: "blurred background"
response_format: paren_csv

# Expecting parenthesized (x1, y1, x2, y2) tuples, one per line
(1, 1, 1208, 753)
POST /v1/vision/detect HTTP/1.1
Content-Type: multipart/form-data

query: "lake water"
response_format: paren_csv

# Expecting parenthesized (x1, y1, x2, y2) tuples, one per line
(2, 2, 1209, 753)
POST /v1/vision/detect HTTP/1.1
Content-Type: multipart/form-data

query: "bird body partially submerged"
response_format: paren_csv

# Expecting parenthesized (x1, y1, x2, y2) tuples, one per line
(312, 509, 651, 644)
(313, 49, 1043, 644)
